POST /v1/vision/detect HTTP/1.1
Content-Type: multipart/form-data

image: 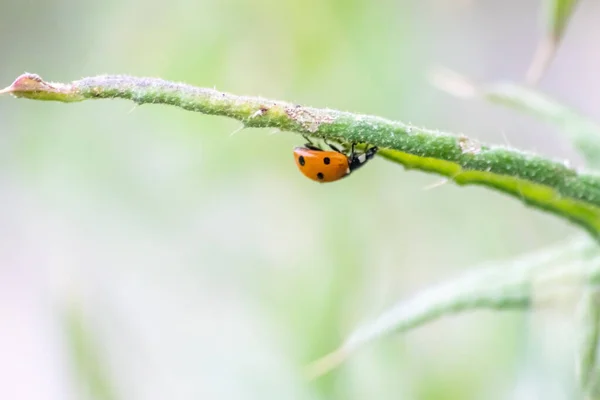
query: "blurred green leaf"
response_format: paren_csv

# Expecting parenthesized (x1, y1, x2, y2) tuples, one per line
(482, 82, 600, 167)
(547, 0, 579, 40)
(576, 288, 600, 397)
(309, 237, 600, 378)
(432, 69, 600, 168)
(526, 0, 580, 84)
(65, 304, 117, 400)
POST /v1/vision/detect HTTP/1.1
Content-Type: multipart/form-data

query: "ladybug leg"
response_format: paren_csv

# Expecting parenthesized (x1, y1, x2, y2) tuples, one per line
(303, 135, 322, 151)
(325, 139, 345, 154)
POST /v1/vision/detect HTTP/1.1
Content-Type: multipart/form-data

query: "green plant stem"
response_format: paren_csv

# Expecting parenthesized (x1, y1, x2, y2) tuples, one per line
(4, 73, 600, 239)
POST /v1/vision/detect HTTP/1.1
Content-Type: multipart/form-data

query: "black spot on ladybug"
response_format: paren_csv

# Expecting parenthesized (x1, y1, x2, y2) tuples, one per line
(317, 172, 324, 180)
(299, 156, 305, 166)
(323, 157, 330, 165)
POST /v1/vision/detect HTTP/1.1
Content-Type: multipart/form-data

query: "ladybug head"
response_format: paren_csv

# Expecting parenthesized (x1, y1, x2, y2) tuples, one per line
(349, 146, 378, 172)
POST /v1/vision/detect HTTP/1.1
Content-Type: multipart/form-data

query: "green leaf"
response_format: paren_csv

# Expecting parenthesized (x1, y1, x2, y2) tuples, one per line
(64, 304, 117, 400)
(4, 73, 600, 240)
(546, 0, 579, 40)
(308, 236, 599, 378)
(526, 0, 580, 84)
(576, 288, 600, 396)
(431, 69, 600, 168)
(482, 81, 600, 167)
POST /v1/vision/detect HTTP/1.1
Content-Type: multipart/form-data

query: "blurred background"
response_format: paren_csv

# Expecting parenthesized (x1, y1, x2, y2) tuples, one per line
(1, 0, 599, 399)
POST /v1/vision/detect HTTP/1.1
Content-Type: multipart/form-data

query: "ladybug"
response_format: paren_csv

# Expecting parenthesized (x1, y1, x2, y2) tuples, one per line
(293, 137, 378, 183)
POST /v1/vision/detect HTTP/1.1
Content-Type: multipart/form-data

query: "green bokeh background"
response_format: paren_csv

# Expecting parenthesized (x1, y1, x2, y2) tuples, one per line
(1, 0, 599, 399)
